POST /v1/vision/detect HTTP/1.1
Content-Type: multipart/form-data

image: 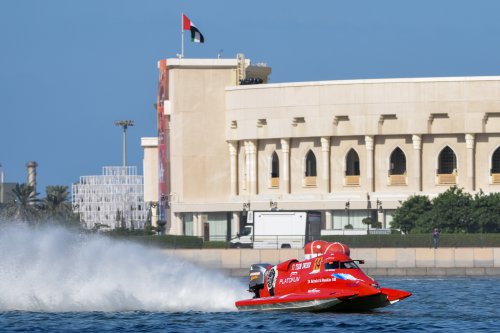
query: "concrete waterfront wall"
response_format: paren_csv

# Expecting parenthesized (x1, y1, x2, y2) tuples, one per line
(162, 248, 500, 277)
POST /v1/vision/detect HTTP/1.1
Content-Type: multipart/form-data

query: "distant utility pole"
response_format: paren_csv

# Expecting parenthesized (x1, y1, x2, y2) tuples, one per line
(114, 120, 135, 172)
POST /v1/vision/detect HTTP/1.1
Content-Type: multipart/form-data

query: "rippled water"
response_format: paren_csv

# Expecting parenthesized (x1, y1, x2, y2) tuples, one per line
(0, 226, 498, 332)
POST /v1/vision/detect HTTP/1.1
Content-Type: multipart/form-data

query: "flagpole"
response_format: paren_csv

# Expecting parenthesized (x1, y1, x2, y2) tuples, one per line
(181, 12, 184, 58)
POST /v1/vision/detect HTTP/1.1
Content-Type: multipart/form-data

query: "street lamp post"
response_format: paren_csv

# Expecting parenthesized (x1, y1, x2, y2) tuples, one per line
(242, 201, 251, 222)
(345, 200, 350, 228)
(114, 120, 135, 173)
(114, 120, 134, 229)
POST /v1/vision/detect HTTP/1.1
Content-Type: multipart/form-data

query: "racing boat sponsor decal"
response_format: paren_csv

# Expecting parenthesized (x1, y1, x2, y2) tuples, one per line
(250, 272, 260, 281)
(292, 262, 311, 270)
(307, 277, 332, 284)
(278, 276, 300, 285)
(332, 273, 358, 281)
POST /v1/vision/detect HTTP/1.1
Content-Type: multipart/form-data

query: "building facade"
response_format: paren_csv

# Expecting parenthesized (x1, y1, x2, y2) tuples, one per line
(143, 55, 500, 239)
(72, 166, 147, 230)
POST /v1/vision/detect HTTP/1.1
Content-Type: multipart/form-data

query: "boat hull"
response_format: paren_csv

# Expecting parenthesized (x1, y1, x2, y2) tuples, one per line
(236, 297, 344, 312)
(236, 289, 411, 312)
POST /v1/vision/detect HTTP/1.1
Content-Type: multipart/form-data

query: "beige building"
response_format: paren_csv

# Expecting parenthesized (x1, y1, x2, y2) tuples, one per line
(142, 55, 500, 239)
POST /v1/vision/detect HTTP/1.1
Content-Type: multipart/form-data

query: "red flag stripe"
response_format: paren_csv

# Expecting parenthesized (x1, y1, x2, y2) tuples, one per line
(182, 14, 191, 30)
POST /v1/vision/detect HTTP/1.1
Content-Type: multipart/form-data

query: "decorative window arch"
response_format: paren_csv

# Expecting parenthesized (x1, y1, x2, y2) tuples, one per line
(345, 149, 360, 176)
(271, 151, 279, 178)
(389, 147, 406, 175)
(269, 151, 280, 188)
(438, 146, 457, 174)
(305, 150, 317, 177)
(492, 147, 500, 174)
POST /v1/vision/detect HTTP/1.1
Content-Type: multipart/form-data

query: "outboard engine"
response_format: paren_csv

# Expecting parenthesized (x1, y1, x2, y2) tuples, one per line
(248, 263, 271, 298)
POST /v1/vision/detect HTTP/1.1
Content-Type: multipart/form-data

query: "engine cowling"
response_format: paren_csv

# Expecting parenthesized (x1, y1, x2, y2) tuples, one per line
(248, 263, 271, 298)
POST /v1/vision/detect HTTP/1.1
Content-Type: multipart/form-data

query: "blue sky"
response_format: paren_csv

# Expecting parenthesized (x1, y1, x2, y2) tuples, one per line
(2, 0, 500, 195)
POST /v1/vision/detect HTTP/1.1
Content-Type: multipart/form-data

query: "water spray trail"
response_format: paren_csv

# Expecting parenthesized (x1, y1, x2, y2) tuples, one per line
(0, 225, 247, 312)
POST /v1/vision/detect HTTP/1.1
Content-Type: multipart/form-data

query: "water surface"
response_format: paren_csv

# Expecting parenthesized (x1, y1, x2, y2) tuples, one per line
(0, 226, 498, 332)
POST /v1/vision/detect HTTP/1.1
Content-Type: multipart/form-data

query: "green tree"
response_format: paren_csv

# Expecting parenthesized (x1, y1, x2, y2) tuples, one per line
(425, 186, 473, 233)
(43, 185, 77, 224)
(9, 183, 41, 222)
(470, 191, 500, 233)
(390, 195, 431, 234)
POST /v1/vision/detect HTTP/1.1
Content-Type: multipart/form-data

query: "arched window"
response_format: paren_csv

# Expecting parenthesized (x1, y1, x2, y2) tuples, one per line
(305, 150, 317, 177)
(346, 149, 360, 176)
(390, 147, 406, 175)
(271, 151, 279, 178)
(492, 147, 500, 174)
(438, 146, 457, 174)
(270, 151, 280, 188)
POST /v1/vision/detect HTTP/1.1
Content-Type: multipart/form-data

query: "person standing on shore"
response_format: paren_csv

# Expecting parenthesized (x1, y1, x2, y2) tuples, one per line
(432, 228, 440, 249)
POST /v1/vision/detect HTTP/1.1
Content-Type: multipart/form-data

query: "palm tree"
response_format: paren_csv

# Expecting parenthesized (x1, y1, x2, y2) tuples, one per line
(10, 183, 41, 222)
(43, 185, 73, 221)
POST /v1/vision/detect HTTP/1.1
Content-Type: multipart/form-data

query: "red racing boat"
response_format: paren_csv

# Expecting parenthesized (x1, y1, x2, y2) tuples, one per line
(235, 240, 411, 312)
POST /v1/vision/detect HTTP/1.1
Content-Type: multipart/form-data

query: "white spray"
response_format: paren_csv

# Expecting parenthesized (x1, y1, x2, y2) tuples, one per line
(0, 225, 248, 312)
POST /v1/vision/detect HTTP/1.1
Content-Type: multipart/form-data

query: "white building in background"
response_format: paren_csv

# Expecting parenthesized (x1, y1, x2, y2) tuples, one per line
(72, 166, 147, 230)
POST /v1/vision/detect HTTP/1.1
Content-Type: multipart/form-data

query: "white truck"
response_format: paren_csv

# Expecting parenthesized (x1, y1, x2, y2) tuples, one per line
(229, 211, 321, 249)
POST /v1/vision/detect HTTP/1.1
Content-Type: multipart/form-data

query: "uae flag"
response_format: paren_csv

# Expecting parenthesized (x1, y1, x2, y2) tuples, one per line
(183, 14, 205, 43)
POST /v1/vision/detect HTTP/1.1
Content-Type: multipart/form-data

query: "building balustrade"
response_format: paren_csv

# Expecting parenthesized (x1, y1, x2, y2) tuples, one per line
(344, 175, 360, 186)
(270, 177, 279, 188)
(437, 173, 457, 185)
(303, 176, 317, 187)
(388, 174, 407, 186)
(491, 173, 500, 184)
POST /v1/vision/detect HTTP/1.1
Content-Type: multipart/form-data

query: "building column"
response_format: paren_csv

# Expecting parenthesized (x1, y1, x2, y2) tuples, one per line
(193, 213, 201, 237)
(321, 137, 331, 192)
(151, 203, 158, 228)
(465, 133, 475, 191)
(228, 141, 238, 196)
(412, 134, 422, 191)
(231, 212, 240, 237)
(243, 141, 249, 191)
(172, 213, 183, 235)
(365, 135, 374, 192)
(325, 210, 333, 230)
(377, 210, 386, 229)
(179, 214, 185, 235)
(280, 138, 290, 193)
(247, 140, 258, 195)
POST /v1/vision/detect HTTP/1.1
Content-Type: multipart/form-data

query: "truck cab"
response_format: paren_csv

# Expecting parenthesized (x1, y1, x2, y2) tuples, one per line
(230, 225, 254, 248)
